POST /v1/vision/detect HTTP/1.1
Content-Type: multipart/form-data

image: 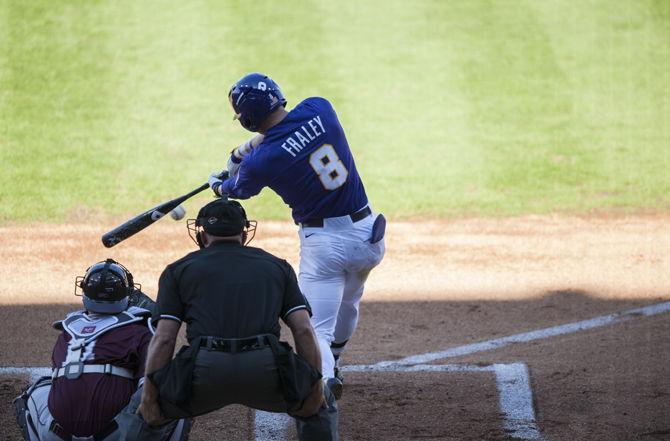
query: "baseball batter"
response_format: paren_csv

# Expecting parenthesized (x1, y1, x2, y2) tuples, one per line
(209, 72, 386, 398)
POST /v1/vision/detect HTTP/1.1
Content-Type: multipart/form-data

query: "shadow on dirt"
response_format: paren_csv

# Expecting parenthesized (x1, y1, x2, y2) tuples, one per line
(1, 289, 669, 441)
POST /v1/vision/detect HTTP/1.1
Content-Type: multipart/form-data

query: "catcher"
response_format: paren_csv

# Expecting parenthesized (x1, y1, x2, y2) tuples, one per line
(13, 259, 190, 441)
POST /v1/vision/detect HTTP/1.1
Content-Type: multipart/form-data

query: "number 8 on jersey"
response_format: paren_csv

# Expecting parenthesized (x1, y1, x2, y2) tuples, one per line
(309, 144, 349, 190)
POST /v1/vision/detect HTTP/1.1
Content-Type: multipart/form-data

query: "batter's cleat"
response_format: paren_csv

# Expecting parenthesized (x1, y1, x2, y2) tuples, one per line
(326, 367, 344, 400)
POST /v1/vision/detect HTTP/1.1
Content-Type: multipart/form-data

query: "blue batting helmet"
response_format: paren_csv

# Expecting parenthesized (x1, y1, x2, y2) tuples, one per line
(229, 73, 287, 132)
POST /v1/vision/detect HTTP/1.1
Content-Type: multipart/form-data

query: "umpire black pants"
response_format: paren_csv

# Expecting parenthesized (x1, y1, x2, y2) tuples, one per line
(168, 347, 338, 441)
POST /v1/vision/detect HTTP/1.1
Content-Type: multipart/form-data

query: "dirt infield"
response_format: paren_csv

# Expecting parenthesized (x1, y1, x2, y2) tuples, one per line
(1, 215, 669, 440)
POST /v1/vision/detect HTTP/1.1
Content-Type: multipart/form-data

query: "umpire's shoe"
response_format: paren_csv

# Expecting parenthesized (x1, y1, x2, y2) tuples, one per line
(326, 367, 344, 400)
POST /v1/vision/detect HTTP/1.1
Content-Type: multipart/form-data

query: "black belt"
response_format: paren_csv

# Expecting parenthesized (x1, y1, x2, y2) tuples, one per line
(301, 206, 371, 228)
(200, 335, 272, 353)
(50, 419, 118, 441)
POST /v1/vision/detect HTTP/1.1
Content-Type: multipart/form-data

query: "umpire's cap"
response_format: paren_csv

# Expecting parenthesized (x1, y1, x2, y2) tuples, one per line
(196, 199, 248, 236)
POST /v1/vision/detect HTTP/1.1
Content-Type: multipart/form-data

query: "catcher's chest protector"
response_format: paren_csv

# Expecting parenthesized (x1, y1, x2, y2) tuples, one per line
(52, 306, 150, 379)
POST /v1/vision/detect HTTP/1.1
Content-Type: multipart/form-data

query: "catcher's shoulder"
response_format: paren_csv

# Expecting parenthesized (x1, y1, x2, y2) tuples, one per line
(52, 308, 85, 330)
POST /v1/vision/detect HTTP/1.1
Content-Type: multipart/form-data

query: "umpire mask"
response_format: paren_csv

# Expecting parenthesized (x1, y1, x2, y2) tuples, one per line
(187, 199, 257, 248)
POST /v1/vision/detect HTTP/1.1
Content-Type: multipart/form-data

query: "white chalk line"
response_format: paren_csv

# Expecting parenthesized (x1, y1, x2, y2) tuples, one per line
(4, 301, 668, 441)
(342, 362, 542, 440)
(494, 363, 542, 440)
(0, 364, 540, 441)
(347, 300, 670, 370)
(0, 367, 51, 382)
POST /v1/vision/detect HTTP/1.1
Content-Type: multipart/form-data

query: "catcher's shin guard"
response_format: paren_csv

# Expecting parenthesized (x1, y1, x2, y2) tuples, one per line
(13, 391, 38, 441)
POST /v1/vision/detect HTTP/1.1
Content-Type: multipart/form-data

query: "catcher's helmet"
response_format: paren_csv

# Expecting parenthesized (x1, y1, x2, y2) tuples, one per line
(75, 259, 134, 314)
(229, 73, 287, 132)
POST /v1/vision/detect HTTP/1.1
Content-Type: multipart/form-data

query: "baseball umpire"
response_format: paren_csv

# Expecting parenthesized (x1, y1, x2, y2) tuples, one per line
(13, 259, 190, 441)
(208, 72, 386, 399)
(123, 198, 337, 440)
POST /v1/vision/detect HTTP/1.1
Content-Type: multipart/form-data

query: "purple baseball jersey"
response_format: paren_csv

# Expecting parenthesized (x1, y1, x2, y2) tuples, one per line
(48, 323, 151, 436)
(221, 97, 369, 223)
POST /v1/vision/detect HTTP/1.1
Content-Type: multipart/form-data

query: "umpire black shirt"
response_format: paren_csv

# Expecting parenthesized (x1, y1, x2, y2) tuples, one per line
(155, 240, 310, 342)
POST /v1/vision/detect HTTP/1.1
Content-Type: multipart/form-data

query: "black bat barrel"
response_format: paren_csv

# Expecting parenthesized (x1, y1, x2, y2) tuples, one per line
(101, 183, 210, 248)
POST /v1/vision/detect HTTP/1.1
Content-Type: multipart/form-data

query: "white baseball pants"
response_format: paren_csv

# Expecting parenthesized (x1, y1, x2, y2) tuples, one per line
(298, 209, 385, 378)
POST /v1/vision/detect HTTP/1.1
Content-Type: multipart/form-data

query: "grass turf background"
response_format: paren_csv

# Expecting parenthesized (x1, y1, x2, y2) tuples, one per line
(1, 0, 669, 223)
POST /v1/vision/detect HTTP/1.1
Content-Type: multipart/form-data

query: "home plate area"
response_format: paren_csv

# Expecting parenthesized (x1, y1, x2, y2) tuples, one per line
(0, 363, 539, 440)
(188, 299, 670, 439)
(4, 301, 670, 440)
(256, 362, 541, 441)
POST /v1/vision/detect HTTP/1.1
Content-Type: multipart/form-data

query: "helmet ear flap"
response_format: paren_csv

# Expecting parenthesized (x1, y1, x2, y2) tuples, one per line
(241, 116, 254, 131)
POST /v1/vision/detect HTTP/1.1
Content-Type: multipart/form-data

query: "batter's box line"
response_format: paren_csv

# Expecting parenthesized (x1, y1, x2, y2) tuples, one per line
(344, 362, 543, 441)
(359, 300, 670, 370)
(255, 362, 542, 441)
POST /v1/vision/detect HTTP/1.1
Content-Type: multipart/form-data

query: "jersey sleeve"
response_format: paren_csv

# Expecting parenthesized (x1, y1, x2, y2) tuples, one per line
(155, 266, 184, 324)
(279, 260, 312, 321)
(221, 156, 266, 199)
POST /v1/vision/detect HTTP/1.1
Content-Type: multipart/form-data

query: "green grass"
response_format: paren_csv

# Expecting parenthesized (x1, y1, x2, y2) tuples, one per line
(1, 0, 669, 223)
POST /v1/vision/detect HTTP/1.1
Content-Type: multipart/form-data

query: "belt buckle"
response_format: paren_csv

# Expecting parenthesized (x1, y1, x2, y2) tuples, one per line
(215, 339, 228, 351)
(249, 338, 262, 351)
(64, 362, 84, 380)
(50, 421, 70, 439)
(239, 338, 253, 352)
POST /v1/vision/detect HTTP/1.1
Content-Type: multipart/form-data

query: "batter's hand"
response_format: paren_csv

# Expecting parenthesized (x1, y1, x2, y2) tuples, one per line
(291, 380, 326, 418)
(228, 135, 263, 178)
(227, 153, 242, 178)
(208, 170, 229, 197)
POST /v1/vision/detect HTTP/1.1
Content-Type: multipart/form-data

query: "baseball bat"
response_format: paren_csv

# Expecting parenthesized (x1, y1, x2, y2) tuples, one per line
(101, 183, 210, 248)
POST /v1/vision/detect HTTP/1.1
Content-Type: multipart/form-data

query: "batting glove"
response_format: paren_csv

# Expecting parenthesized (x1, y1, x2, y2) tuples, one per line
(208, 171, 227, 197)
(227, 153, 242, 178)
(227, 139, 255, 178)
